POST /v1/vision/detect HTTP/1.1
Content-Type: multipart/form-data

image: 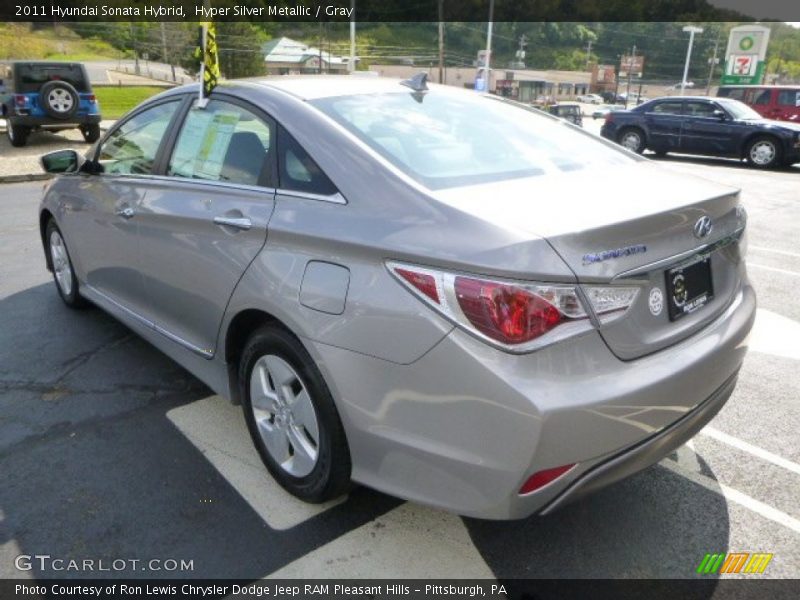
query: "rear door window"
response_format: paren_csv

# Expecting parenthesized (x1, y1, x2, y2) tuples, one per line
(98, 100, 180, 175)
(168, 99, 275, 187)
(15, 63, 89, 93)
(651, 102, 683, 115)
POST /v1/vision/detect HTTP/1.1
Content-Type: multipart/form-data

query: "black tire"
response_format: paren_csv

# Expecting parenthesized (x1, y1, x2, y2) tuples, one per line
(618, 127, 646, 154)
(7, 122, 29, 147)
(239, 324, 351, 503)
(45, 220, 88, 309)
(39, 81, 79, 120)
(653, 150, 668, 158)
(81, 124, 101, 143)
(745, 136, 782, 169)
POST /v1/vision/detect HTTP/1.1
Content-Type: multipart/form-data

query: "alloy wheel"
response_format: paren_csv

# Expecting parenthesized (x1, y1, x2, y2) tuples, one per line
(749, 141, 776, 166)
(49, 230, 73, 297)
(48, 88, 74, 113)
(249, 354, 320, 478)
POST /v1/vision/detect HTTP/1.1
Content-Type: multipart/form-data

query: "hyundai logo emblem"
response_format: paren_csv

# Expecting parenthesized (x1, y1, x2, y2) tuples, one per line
(694, 216, 713, 239)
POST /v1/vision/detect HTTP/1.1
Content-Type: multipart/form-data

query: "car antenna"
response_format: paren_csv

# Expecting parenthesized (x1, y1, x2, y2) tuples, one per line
(400, 72, 429, 102)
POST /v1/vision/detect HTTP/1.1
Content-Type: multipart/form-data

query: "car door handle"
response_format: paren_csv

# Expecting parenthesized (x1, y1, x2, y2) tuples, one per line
(213, 216, 252, 230)
(116, 207, 135, 219)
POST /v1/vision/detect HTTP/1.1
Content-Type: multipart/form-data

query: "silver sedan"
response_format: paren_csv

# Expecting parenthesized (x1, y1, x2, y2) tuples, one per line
(38, 76, 755, 519)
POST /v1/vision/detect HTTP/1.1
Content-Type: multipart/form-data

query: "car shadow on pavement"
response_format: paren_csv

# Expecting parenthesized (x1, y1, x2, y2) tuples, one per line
(0, 283, 402, 579)
(464, 454, 729, 598)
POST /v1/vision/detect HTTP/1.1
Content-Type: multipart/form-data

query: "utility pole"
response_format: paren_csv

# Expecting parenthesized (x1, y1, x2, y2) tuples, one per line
(438, 1, 445, 83)
(625, 44, 636, 108)
(483, 0, 494, 92)
(349, 0, 356, 72)
(318, 22, 323, 75)
(705, 34, 720, 96)
(160, 23, 176, 82)
(585, 40, 593, 70)
(130, 23, 140, 76)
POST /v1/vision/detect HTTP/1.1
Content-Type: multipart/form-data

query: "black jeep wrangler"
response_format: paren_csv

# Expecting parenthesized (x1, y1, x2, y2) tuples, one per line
(0, 61, 102, 147)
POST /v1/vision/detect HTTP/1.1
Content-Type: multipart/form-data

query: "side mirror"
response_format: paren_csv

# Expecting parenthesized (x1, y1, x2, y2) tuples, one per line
(40, 150, 81, 174)
(712, 109, 727, 121)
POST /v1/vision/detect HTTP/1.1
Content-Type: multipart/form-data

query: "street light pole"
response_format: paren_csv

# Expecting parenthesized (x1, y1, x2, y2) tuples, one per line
(681, 25, 703, 95)
(484, 0, 494, 92)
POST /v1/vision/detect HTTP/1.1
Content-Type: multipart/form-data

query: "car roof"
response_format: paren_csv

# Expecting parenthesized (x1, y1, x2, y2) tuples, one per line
(244, 74, 445, 100)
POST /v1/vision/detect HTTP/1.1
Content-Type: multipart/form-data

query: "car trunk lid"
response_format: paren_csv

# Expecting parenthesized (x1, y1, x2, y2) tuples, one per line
(432, 162, 748, 360)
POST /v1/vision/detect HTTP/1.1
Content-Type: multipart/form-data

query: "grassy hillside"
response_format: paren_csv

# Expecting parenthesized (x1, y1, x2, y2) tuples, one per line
(94, 87, 164, 119)
(0, 23, 124, 61)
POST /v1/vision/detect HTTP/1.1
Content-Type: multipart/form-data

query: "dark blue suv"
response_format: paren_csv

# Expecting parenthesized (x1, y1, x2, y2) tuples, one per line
(600, 96, 800, 169)
(1, 61, 101, 147)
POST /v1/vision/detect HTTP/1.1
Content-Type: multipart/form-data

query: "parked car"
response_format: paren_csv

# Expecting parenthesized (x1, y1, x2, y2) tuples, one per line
(717, 85, 800, 122)
(0, 61, 101, 147)
(548, 102, 583, 126)
(601, 95, 800, 168)
(38, 77, 754, 519)
(576, 93, 603, 104)
(670, 81, 695, 90)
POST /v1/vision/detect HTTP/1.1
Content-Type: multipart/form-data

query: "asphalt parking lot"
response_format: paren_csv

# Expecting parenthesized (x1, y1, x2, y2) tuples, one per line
(0, 156, 798, 587)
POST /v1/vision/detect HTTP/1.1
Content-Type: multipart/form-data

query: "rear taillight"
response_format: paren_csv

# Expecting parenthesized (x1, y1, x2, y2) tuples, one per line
(604, 112, 614, 124)
(454, 276, 568, 344)
(87, 94, 97, 103)
(389, 262, 639, 351)
(13, 94, 29, 107)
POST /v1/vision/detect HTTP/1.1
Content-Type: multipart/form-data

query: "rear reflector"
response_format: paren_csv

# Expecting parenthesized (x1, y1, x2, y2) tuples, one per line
(519, 464, 576, 495)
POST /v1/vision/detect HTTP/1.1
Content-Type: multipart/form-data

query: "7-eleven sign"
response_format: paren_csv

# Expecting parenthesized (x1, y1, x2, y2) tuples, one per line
(722, 53, 765, 85)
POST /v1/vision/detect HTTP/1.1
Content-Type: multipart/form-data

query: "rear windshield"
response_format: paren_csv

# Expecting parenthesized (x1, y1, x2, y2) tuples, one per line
(14, 63, 89, 93)
(311, 91, 632, 190)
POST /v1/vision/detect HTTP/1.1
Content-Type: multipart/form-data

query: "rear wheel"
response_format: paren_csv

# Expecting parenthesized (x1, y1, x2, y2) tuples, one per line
(45, 220, 88, 308)
(80, 124, 101, 143)
(745, 136, 781, 169)
(239, 324, 351, 503)
(7, 122, 30, 147)
(618, 127, 645, 154)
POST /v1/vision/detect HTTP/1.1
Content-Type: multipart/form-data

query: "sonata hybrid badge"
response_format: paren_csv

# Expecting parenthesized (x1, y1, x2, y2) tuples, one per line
(582, 244, 647, 265)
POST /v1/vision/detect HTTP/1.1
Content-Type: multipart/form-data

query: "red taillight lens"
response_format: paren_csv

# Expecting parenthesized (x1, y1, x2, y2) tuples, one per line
(395, 268, 439, 304)
(454, 276, 562, 344)
(87, 94, 97, 103)
(604, 112, 614, 124)
(14, 94, 28, 107)
(519, 464, 576, 495)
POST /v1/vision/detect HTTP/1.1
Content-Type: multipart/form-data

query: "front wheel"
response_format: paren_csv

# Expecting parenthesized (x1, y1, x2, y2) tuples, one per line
(746, 136, 781, 169)
(618, 128, 645, 154)
(46, 221, 88, 308)
(81, 124, 101, 143)
(239, 325, 351, 503)
(7, 122, 30, 147)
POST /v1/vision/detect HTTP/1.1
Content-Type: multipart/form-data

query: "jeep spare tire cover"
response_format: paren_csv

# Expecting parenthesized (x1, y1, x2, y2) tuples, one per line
(40, 81, 79, 120)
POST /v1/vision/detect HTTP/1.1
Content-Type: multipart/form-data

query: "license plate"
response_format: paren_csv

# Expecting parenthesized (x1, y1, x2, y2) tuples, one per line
(665, 257, 714, 321)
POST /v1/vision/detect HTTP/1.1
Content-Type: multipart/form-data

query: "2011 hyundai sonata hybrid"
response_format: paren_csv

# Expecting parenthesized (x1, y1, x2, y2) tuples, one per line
(38, 75, 755, 519)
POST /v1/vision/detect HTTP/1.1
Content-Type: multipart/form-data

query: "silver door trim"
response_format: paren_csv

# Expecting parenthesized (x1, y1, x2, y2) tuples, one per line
(276, 188, 347, 205)
(85, 284, 214, 359)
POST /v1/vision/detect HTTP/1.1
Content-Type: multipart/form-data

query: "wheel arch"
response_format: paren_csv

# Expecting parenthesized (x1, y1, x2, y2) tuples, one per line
(740, 132, 782, 160)
(224, 308, 282, 405)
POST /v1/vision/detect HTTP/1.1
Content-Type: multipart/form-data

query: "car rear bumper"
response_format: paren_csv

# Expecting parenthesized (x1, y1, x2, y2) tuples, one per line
(307, 282, 755, 519)
(9, 114, 101, 127)
(538, 369, 738, 515)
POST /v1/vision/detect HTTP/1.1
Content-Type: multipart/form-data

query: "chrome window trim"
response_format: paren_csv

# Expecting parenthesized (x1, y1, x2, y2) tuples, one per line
(276, 188, 347, 205)
(92, 172, 277, 196)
